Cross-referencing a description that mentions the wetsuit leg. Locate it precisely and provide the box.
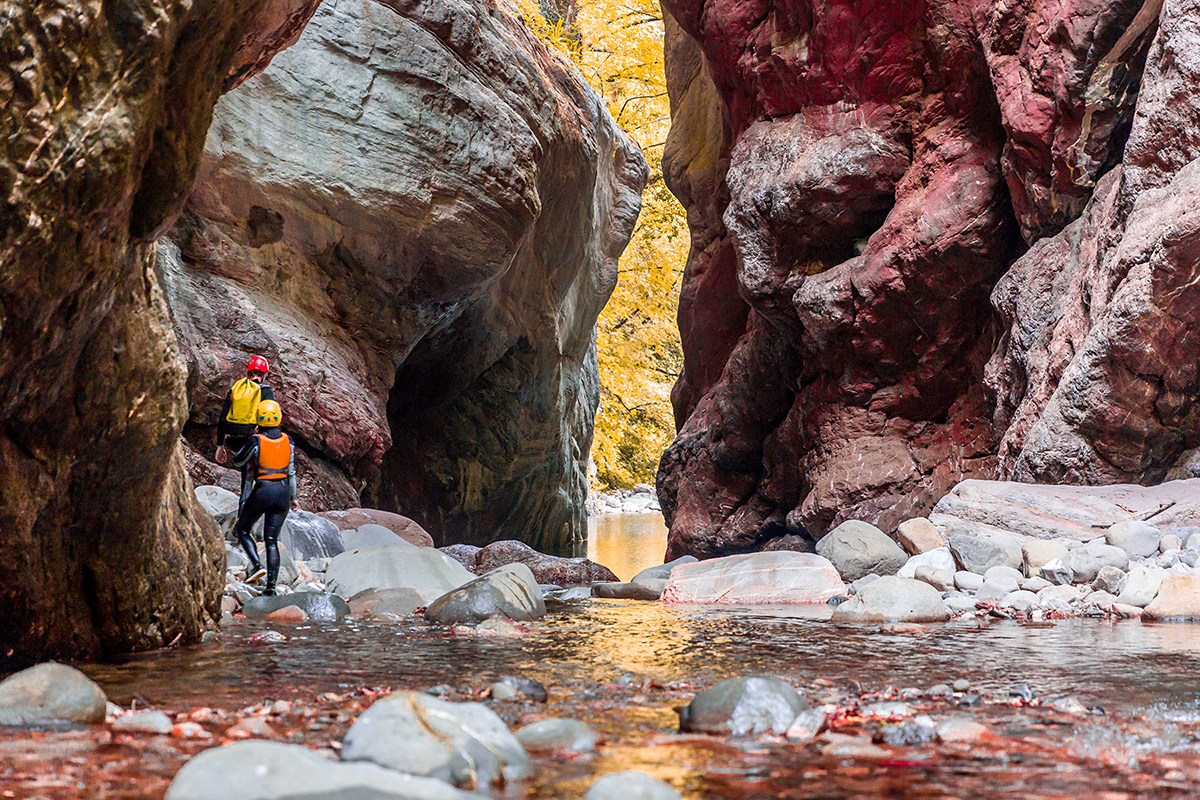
[257,481,291,595]
[234,485,268,571]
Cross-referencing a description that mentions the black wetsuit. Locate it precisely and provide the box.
[232,428,296,595]
[217,379,274,511]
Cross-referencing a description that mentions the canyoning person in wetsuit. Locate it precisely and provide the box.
[216,356,275,515]
[231,400,298,596]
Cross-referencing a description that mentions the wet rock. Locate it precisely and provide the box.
[831,577,950,623]
[818,733,890,757]
[1142,575,1200,621]
[266,606,307,622]
[341,691,531,787]
[875,715,936,746]
[1051,696,1088,715]
[631,556,699,590]
[954,571,983,592]
[937,718,988,743]
[976,577,1020,602]
[784,708,829,742]
[1092,565,1127,596]
[490,682,519,701]
[227,716,276,738]
[112,710,174,734]
[815,521,908,582]
[516,719,597,753]
[244,592,350,622]
[948,531,1023,575]
[474,541,618,585]
[493,676,547,703]
[440,545,482,572]
[1023,540,1071,574]
[548,586,593,602]
[592,583,662,600]
[913,567,954,592]
[263,511,345,561]
[348,588,425,618]
[678,677,808,736]
[999,591,1038,612]
[1039,558,1074,586]
[319,510,435,548]
[897,547,955,579]
[0,663,107,726]
[342,524,416,550]
[196,486,240,536]
[1066,541,1130,583]
[1116,566,1168,608]
[325,547,474,600]
[1105,521,1161,558]
[583,772,680,800]
[165,740,481,799]
[951,679,970,692]
[424,564,546,624]
[661,552,846,604]
[896,518,945,555]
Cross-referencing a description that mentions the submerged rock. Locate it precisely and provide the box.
[0,663,107,726]
[325,547,474,600]
[831,577,950,623]
[165,740,482,799]
[474,541,618,585]
[244,592,350,622]
[341,692,531,787]
[348,588,426,618]
[815,521,908,582]
[678,677,809,736]
[424,564,546,624]
[583,772,681,800]
[661,552,846,604]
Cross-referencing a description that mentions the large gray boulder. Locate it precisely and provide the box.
[948,530,1023,574]
[474,541,618,585]
[678,677,808,736]
[424,564,546,624]
[165,740,484,800]
[195,485,240,537]
[815,521,907,582]
[342,524,416,550]
[660,552,846,604]
[0,663,107,726]
[1104,521,1161,558]
[584,772,681,800]
[259,511,345,562]
[243,591,350,621]
[1116,565,1169,607]
[630,556,699,595]
[1065,540,1130,583]
[831,576,950,623]
[348,588,426,618]
[341,692,531,787]
[325,547,474,601]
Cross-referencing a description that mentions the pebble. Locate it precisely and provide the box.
[1009,684,1035,702]
[864,701,914,718]
[819,732,889,757]
[171,721,212,739]
[584,771,681,800]
[785,707,828,743]
[952,679,970,692]
[1051,696,1087,715]
[937,718,989,743]
[491,682,519,701]
[226,716,276,738]
[112,710,174,734]
[927,684,952,698]
[877,715,937,745]
[516,718,598,753]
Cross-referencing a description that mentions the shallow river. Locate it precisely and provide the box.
[9,514,1200,798]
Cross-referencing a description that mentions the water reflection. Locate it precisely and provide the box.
[587,512,668,581]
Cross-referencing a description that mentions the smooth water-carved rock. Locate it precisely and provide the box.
[831,577,950,624]
[661,552,845,604]
[815,521,908,582]
[320,509,433,548]
[325,547,474,601]
[424,565,546,624]
[168,0,646,553]
[473,541,618,585]
[678,677,808,736]
[0,663,108,726]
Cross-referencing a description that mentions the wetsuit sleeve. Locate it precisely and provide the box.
[287,436,297,502]
[216,390,233,445]
[260,384,275,402]
[233,436,259,476]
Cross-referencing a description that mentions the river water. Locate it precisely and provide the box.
[9,513,1200,797]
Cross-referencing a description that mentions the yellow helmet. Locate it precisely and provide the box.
[256,399,282,427]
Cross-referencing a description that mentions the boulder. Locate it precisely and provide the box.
[913,566,954,592]
[244,592,350,621]
[1104,521,1161,558]
[678,677,808,736]
[1039,557,1074,585]
[592,582,663,600]
[0,663,108,726]
[319,509,435,548]
[897,547,955,579]
[999,590,1038,612]
[349,588,426,618]
[631,556,699,588]
[261,511,345,561]
[948,531,1023,575]
[424,564,546,624]
[983,566,1023,582]
[1142,575,1200,621]
[660,552,846,604]
[1116,566,1168,608]
[195,486,240,536]
[325,547,474,600]
[515,719,598,753]
[474,541,617,585]
[830,577,950,623]
[341,692,531,787]
[164,740,482,800]
[342,524,416,550]
[1092,565,1127,596]
[1022,540,1070,574]
[896,518,945,555]
[440,544,482,572]
[977,577,1020,601]
[584,772,681,800]
[814,521,908,582]
[954,571,983,592]
[1065,540,1130,583]
[1160,534,1183,553]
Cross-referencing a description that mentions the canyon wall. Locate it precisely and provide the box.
[659,0,1199,558]
[166,0,646,550]
[0,0,320,663]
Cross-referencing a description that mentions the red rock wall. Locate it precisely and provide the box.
[658,0,1176,557]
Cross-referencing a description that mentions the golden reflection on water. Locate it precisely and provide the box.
[587,512,669,581]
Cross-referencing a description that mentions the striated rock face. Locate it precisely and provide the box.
[167,0,647,550]
[0,0,319,664]
[658,0,1188,558]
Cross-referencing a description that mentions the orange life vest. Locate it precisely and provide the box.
[256,433,291,481]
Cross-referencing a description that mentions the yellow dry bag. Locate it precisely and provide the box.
[225,378,262,425]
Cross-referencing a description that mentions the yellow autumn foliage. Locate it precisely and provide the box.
[516,0,687,489]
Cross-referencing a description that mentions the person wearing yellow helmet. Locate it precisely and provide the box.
[231,399,298,595]
[216,356,276,520]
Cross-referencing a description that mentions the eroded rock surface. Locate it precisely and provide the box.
[166,0,647,552]
[658,0,1198,558]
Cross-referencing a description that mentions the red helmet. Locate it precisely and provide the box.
[247,356,269,375]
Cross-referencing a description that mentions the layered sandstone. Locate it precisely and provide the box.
[659,0,1180,558]
[166,0,646,550]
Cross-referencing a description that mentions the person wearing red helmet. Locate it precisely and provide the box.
[216,357,277,579]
